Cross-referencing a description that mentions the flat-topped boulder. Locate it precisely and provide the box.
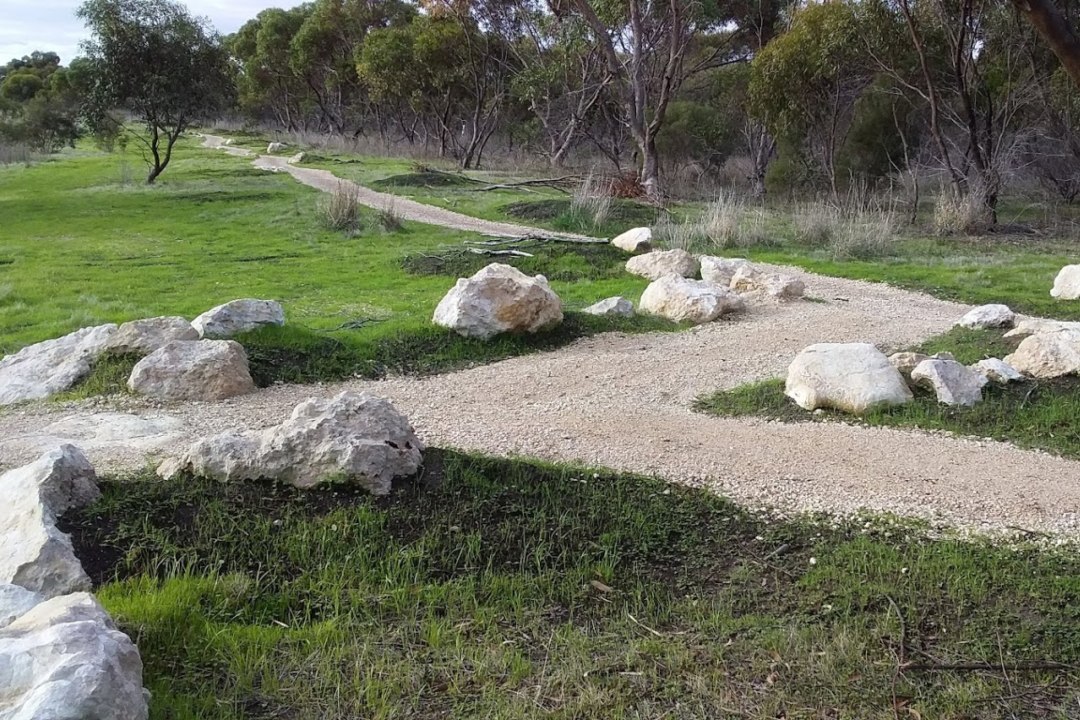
[128,340,256,401]
[0,325,117,406]
[786,343,913,414]
[0,445,99,598]
[192,299,285,338]
[729,264,805,300]
[611,227,652,253]
[1004,318,1080,339]
[582,296,634,317]
[0,592,148,720]
[955,304,1015,329]
[433,263,563,339]
[911,357,987,407]
[159,391,423,495]
[1004,329,1080,378]
[625,249,699,280]
[639,276,744,324]
[1051,265,1080,300]
[106,316,198,355]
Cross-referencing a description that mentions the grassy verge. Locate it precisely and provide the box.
[695,328,1080,459]
[0,137,672,393]
[62,449,1080,719]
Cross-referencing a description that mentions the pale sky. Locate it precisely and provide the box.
[2,0,287,67]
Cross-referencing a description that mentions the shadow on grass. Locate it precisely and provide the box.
[61,449,1080,719]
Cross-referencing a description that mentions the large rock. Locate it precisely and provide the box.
[159,391,423,495]
[192,299,285,339]
[0,325,118,406]
[0,592,148,720]
[1004,318,1080,339]
[911,358,987,407]
[611,227,652,253]
[582,296,634,317]
[267,142,287,153]
[729,265,805,300]
[433,263,563,340]
[955,304,1015,329]
[786,343,913,414]
[1050,265,1080,300]
[0,445,99,598]
[106,316,198,355]
[625,249,699,280]
[972,358,1024,384]
[127,340,256,401]
[699,256,750,286]
[638,276,744,324]
[1004,329,1080,378]
[0,585,42,630]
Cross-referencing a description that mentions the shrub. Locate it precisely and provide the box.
[317,181,363,234]
[829,207,900,260]
[932,186,992,236]
[793,202,840,247]
[569,173,613,231]
[377,198,404,232]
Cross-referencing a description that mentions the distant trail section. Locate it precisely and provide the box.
[200,134,598,240]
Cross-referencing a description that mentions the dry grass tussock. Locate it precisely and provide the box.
[569,173,613,230]
[932,185,994,236]
[656,191,770,251]
[0,140,34,166]
[793,200,901,260]
[317,181,363,235]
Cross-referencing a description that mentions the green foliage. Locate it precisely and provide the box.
[78,0,233,182]
[63,451,1080,718]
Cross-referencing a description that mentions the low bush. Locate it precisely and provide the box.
[316,181,363,234]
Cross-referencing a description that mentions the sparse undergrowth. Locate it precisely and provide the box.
[695,328,1080,459]
[62,449,1080,719]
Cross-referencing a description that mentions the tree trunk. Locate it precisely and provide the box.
[639,135,661,201]
[1014,0,1080,89]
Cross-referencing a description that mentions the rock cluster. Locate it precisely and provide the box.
[159,391,424,496]
[0,446,149,719]
[0,298,283,405]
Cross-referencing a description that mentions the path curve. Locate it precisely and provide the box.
[3,137,1079,538]
[201,134,597,240]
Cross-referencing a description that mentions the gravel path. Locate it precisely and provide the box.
[201,134,595,239]
[3,136,1078,537]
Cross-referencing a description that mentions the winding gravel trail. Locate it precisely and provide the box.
[2,135,1078,537]
[201,134,595,239]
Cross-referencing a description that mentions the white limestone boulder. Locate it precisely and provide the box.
[955,304,1015,329]
[0,445,99,598]
[639,277,744,324]
[611,227,652,253]
[289,152,306,164]
[582,297,634,317]
[699,256,750,287]
[0,585,42,630]
[1004,329,1080,378]
[972,358,1024,384]
[0,325,118,406]
[1051,265,1080,300]
[911,357,987,407]
[729,265,805,300]
[433,263,563,340]
[106,316,199,355]
[0,592,148,720]
[1004,318,1080,339]
[127,340,256,401]
[267,142,287,153]
[159,391,423,495]
[625,249,699,280]
[192,299,285,339]
[786,343,913,414]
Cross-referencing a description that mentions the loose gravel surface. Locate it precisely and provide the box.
[4,136,1078,538]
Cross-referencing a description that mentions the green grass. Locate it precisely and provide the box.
[695,328,1080,459]
[62,449,1080,719]
[0,137,668,386]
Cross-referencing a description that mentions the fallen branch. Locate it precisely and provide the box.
[902,660,1074,673]
[467,248,534,258]
[478,233,609,245]
[477,175,580,192]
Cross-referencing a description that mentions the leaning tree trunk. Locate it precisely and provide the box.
[639,135,661,202]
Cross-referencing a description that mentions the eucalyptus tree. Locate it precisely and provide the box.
[78,0,232,182]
